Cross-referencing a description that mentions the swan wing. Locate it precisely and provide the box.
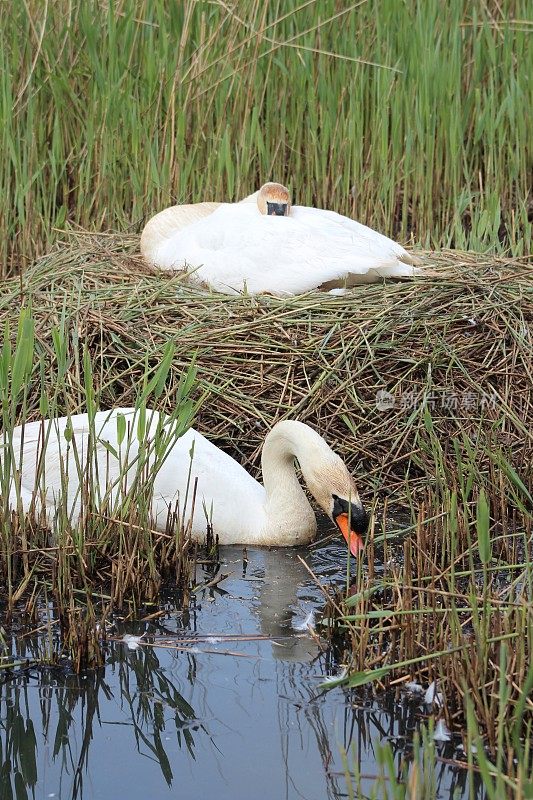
[151,424,266,541]
[9,411,119,509]
[290,205,422,284]
[141,192,260,267]
[292,206,419,262]
[9,408,151,513]
[154,203,420,294]
[9,409,265,542]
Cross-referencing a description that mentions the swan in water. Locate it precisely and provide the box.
[8,409,367,554]
[140,182,421,295]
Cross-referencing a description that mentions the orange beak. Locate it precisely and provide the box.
[335,512,365,557]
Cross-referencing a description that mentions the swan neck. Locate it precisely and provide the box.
[260,422,319,545]
[261,430,301,501]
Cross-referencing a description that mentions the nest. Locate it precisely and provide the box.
[2,232,531,503]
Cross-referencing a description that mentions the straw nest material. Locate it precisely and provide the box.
[2,233,531,503]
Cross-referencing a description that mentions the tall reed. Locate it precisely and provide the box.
[0,307,199,665]
[1,0,531,274]
[329,427,532,797]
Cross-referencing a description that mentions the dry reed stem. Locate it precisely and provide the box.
[1,234,530,503]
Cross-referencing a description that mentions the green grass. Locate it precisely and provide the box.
[0,2,532,794]
[0,305,199,666]
[330,479,532,798]
[1,0,531,274]
[325,413,532,797]
[341,712,533,799]
[0,240,531,795]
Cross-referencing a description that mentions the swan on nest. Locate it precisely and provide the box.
[140,182,422,295]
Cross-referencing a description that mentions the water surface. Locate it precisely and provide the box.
[1,540,482,800]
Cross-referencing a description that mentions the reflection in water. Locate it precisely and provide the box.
[0,649,204,799]
[253,547,321,662]
[1,541,485,800]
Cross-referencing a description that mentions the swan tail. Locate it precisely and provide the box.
[368,259,422,279]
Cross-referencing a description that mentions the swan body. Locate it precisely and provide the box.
[7,409,367,553]
[140,191,258,267]
[141,183,421,295]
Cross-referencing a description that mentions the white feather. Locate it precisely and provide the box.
[320,667,348,685]
[122,634,144,650]
[148,201,420,295]
[425,680,444,707]
[404,681,424,694]
[293,610,316,632]
[433,719,452,742]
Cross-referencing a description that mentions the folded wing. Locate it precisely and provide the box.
[151,202,420,295]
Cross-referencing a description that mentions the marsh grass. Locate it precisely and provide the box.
[339,719,519,800]
[0,305,199,667]
[0,237,531,788]
[1,0,531,274]
[328,478,532,797]
[325,416,532,795]
[341,725,448,800]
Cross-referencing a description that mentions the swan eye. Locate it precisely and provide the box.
[332,495,349,518]
[266,201,288,217]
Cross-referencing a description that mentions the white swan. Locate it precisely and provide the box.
[7,409,367,555]
[141,182,421,295]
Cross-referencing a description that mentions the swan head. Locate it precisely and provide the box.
[303,457,368,557]
[262,420,368,555]
[257,182,291,217]
[331,493,368,557]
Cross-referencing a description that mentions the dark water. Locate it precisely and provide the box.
[1,540,480,800]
